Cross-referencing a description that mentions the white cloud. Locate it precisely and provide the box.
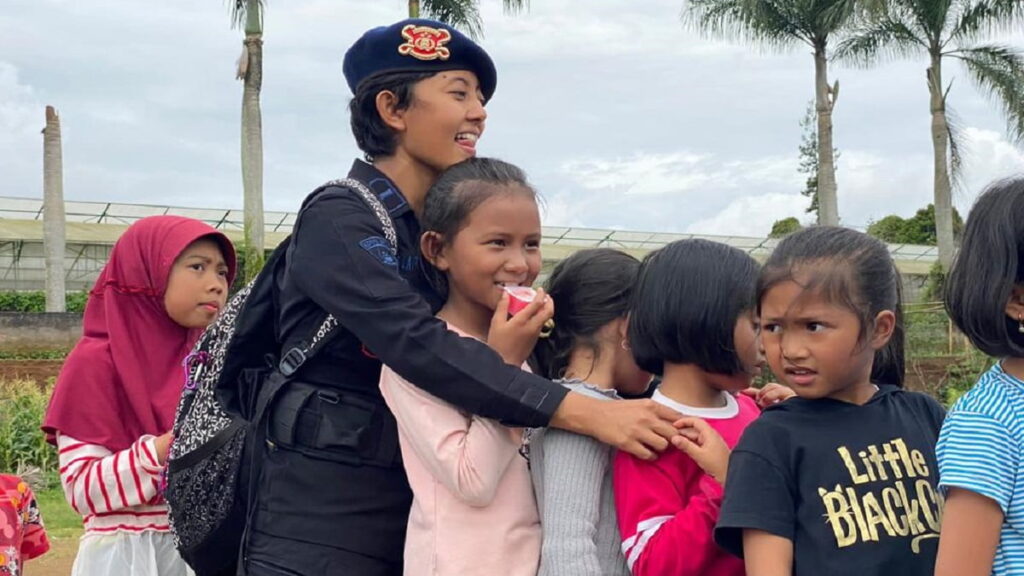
[1,0,1018,243]
[561,151,712,195]
[0,62,43,197]
[961,127,1024,195]
[686,193,810,236]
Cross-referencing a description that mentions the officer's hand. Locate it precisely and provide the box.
[550,393,681,460]
[488,288,554,365]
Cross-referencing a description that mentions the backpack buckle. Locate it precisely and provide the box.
[279,347,307,376]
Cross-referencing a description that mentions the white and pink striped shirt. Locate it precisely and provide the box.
[57,433,170,534]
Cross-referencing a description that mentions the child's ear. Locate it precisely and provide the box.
[419,232,449,271]
[869,310,897,350]
[1004,284,1024,322]
[616,316,629,343]
[375,90,406,132]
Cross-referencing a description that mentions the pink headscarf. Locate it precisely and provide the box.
[43,216,237,452]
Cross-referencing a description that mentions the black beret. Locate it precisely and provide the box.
[343,18,497,102]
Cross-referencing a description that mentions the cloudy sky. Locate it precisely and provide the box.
[2,0,1022,237]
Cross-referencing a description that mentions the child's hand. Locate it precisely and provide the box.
[155,431,174,465]
[487,288,555,365]
[671,417,731,485]
[740,382,795,409]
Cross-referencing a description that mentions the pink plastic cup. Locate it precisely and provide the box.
[503,286,536,316]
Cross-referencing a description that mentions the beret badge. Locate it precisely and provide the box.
[398,24,452,61]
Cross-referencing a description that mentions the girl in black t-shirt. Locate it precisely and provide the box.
[713,226,945,576]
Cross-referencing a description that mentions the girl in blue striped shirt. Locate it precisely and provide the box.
[936,177,1024,576]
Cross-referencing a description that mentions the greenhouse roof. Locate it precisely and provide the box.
[0,195,938,274]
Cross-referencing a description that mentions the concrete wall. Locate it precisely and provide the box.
[0,312,81,353]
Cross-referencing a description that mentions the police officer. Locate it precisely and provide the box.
[244,19,682,575]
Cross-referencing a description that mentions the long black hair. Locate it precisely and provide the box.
[531,249,641,380]
[757,226,906,387]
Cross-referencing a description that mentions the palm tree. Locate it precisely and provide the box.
[685,0,860,226]
[42,105,66,312]
[410,0,528,39]
[837,0,1024,270]
[231,0,265,281]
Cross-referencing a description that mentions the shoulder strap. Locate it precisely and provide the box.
[278,178,398,377]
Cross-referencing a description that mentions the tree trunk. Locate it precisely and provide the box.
[928,54,955,270]
[240,2,265,282]
[42,106,66,312]
[814,45,839,226]
[410,0,420,17]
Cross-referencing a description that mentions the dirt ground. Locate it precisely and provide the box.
[905,356,953,398]
[0,360,64,384]
[29,536,77,576]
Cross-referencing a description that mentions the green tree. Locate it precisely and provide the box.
[797,99,841,217]
[837,0,1024,270]
[231,0,265,282]
[409,0,528,38]
[770,217,803,238]
[867,204,964,244]
[685,0,859,226]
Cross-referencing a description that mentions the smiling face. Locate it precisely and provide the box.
[163,238,230,329]
[759,276,893,404]
[391,70,486,175]
[429,188,542,330]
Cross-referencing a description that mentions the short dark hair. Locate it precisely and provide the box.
[628,239,760,376]
[348,70,436,161]
[420,157,537,299]
[757,226,906,387]
[532,249,641,380]
[945,177,1024,357]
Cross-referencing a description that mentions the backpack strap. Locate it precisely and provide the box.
[277,178,398,377]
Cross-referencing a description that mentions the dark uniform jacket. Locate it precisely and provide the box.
[245,160,566,574]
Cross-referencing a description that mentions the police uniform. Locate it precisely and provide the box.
[243,20,567,576]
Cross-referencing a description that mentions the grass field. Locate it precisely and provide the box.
[29,486,81,575]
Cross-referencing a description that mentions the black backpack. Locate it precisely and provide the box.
[164,179,398,576]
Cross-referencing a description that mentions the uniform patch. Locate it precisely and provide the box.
[359,236,398,268]
[398,25,452,61]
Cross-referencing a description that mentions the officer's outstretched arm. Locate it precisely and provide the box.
[550,394,680,461]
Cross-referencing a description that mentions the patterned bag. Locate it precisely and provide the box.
[164,179,397,575]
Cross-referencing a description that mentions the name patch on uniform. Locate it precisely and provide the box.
[359,236,398,268]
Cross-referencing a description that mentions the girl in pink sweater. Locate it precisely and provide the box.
[613,239,791,576]
[379,157,551,576]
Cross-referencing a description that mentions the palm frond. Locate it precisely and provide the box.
[501,0,529,15]
[683,0,812,48]
[229,0,264,32]
[951,0,1024,41]
[422,0,484,39]
[835,17,926,65]
[815,0,860,36]
[954,44,1024,142]
[908,0,950,44]
[945,102,967,193]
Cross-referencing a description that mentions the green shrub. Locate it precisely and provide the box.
[939,350,994,407]
[905,305,951,358]
[921,262,946,303]
[0,291,88,313]
[0,350,68,360]
[0,379,57,488]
